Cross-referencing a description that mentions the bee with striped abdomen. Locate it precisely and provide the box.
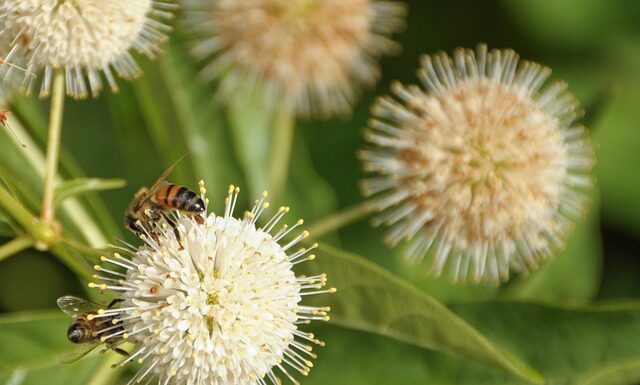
[124,161,205,241]
[56,295,128,363]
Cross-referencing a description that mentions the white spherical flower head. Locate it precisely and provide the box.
[0,0,176,99]
[92,185,332,385]
[359,45,595,284]
[183,0,407,117]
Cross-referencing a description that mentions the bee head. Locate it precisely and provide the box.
[124,213,145,235]
[67,323,85,344]
[193,197,206,213]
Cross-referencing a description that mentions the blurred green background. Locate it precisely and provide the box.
[2,0,640,384]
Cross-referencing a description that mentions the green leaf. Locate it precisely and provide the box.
[0,311,120,385]
[432,302,640,385]
[302,244,544,384]
[54,178,126,207]
[305,302,640,385]
[226,89,273,199]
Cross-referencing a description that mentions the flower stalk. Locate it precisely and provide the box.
[40,70,65,222]
[306,199,380,239]
[0,236,33,262]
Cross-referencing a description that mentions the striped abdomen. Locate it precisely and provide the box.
[152,182,205,213]
[67,316,97,344]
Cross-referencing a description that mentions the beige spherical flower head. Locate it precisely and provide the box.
[359,45,595,284]
[91,184,333,385]
[183,0,407,117]
[0,0,176,99]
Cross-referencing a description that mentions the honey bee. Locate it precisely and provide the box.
[124,160,205,241]
[56,295,128,364]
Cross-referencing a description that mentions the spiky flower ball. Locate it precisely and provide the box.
[359,45,594,284]
[0,0,175,98]
[183,0,407,117]
[91,184,332,385]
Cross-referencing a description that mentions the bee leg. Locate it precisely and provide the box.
[194,214,204,225]
[161,212,183,249]
[107,298,124,309]
[113,347,129,357]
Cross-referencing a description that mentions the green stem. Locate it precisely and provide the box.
[0,236,33,261]
[0,184,36,230]
[305,199,379,239]
[51,244,94,282]
[40,70,65,222]
[61,238,109,257]
[0,184,58,248]
[8,99,109,247]
[267,105,295,205]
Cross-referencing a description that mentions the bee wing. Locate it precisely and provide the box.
[58,342,100,364]
[147,153,189,195]
[56,296,99,318]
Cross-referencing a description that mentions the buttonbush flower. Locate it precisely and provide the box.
[359,45,594,284]
[91,184,333,385]
[183,0,407,117]
[0,0,175,98]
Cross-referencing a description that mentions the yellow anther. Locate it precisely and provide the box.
[98,309,105,315]
[297,219,304,225]
[123,333,129,339]
[329,287,337,293]
[228,185,235,193]
[302,230,310,238]
[112,319,120,324]
[87,314,95,320]
[308,255,316,261]
[263,202,270,209]
[88,282,96,288]
[93,265,101,271]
